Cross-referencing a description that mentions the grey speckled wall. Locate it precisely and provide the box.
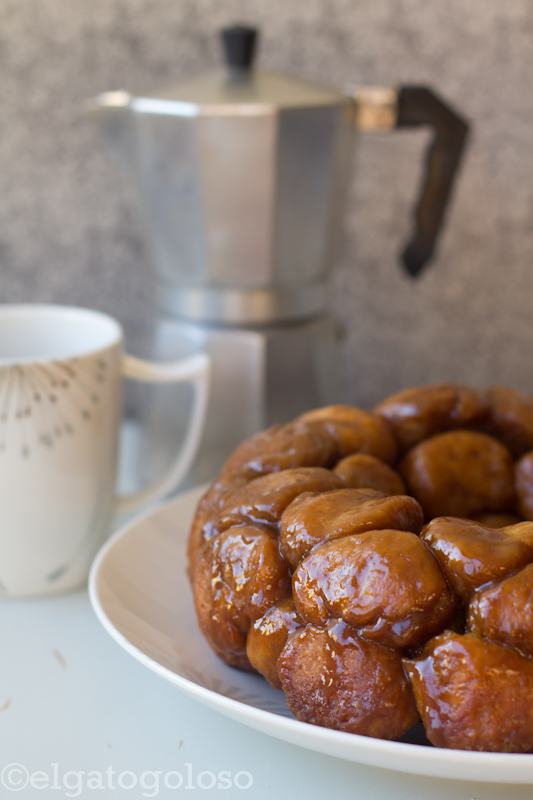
[1,0,533,409]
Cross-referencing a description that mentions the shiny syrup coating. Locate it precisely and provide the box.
[193,525,291,671]
[292,529,455,648]
[483,386,533,458]
[503,520,533,549]
[400,430,516,519]
[220,420,338,483]
[246,598,302,689]
[468,511,521,528]
[187,473,251,579]
[278,620,419,738]
[333,453,406,495]
[515,451,533,521]
[468,563,533,657]
[188,388,533,751]
[280,487,423,569]
[421,517,533,601]
[373,383,489,452]
[403,631,533,752]
[203,467,345,540]
[297,405,398,463]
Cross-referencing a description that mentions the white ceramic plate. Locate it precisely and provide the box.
[89,486,533,784]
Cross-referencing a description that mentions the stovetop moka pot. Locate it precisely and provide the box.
[89,25,469,483]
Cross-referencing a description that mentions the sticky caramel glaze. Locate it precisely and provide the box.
[278,620,419,738]
[516,451,533,520]
[187,474,251,580]
[193,525,291,671]
[279,488,424,569]
[504,520,533,549]
[421,517,533,602]
[403,631,533,752]
[333,453,406,495]
[203,467,345,541]
[468,511,521,528]
[246,598,303,689]
[468,563,533,657]
[483,386,533,458]
[400,430,516,519]
[297,405,398,464]
[219,420,338,484]
[293,529,455,648]
[373,383,489,453]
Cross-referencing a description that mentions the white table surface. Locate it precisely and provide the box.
[1,427,533,799]
[0,583,532,799]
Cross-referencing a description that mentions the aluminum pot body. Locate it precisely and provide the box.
[94,71,355,325]
[142,315,342,486]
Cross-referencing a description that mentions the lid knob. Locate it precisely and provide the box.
[220,25,258,71]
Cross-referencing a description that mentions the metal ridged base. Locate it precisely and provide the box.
[157,283,328,325]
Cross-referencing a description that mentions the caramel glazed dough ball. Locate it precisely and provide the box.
[406,516,533,751]
[187,384,533,749]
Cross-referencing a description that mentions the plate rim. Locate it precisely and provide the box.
[88,487,533,784]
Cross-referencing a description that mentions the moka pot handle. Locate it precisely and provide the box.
[354,85,469,277]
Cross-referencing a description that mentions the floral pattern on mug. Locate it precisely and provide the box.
[0,357,109,458]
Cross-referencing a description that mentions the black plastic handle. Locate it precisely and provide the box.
[221,25,258,72]
[396,86,469,277]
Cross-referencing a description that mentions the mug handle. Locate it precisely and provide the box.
[114,352,210,516]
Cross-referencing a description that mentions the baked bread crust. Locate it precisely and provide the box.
[188,383,533,751]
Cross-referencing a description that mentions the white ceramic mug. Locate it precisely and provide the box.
[0,304,210,597]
